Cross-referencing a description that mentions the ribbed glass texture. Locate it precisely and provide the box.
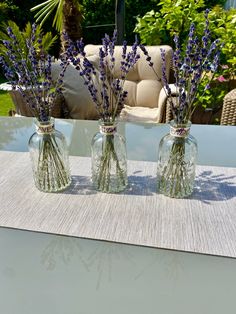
[91,120,128,193]
[157,120,198,198]
[28,118,71,192]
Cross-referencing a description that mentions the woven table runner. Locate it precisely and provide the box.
[0,151,236,258]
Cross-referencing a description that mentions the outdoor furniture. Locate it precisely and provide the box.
[85,44,174,123]
[221,88,236,126]
[0,82,68,118]
[0,116,236,313]
[1,45,174,122]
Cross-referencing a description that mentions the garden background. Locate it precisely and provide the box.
[0,0,235,122]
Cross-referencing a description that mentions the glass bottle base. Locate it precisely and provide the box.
[34,175,72,193]
[29,118,71,193]
[92,172,128,193]
[157,176,194,198]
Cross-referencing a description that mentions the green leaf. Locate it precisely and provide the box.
[31,0,63,32]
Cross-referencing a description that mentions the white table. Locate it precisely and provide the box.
[0,116,236,314]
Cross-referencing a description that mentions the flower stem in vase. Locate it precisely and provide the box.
[157,121,198,198]
[91,122,127,193]
[29,119,71,193]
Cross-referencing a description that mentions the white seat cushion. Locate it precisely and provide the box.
[120,105,161,123]
[85,45,173,109]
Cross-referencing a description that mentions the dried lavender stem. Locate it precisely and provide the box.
[94,135,126,193]
[35,135,70,192]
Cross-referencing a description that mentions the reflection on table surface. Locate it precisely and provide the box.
[0,117,236,313]
[0,116,235,166]
[0,227,236,314]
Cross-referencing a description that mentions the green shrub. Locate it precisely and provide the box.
[135,0,209,45]
[196,7,236,114]
[134,0,235,121]
[81,0,227,44]
[135,1,235,71]
[0,21,58,64]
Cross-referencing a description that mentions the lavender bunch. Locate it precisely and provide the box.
[0,24,72,193]
[64,30,140,122]
[63,31,140,193]
[140,9,222,125]
[0,24,68,122]
[140,10,222,198]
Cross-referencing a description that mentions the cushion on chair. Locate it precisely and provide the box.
[120,84,179,123]
[8,46,174,122]
[120,105,161,123]
[51,59,99,120]
[51,46,173,121]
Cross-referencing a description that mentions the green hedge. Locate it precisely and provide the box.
[0,0,228,44]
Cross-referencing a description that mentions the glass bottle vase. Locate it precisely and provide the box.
[91,120,128,193]
[157,120,198,198]
[28,118,71,192]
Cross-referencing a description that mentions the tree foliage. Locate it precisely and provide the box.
[0,0,45,29]
[0,0,229,44]
[134,0,235,118]
[30,0,83,50]
[0,21,58,61]
[134,0,227,45]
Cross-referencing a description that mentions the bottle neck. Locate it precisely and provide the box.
[169,120,191,138]
[35,119,54,135]
[99,124,117,135]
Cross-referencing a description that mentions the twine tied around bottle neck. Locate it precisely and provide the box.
[36,122,54,134]
[170,125,190,138]
[99,124,117,135]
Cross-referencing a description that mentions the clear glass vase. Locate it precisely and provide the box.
[28,118,71,192]
[91,120,128,193]
[157,120,198,198]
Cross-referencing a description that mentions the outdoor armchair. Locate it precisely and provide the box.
[85,44,174,123]
[221,88,236,126]
[5,45,175,123]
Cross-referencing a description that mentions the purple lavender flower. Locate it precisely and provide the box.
[139,44,162,82]
[1,25,68,122]
[140,8,222,124]
[64,29,140,122]
[160,48,172,97]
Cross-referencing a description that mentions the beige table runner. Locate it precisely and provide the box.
[0,151,236,258]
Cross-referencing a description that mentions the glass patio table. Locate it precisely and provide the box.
[0,116,236,314]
